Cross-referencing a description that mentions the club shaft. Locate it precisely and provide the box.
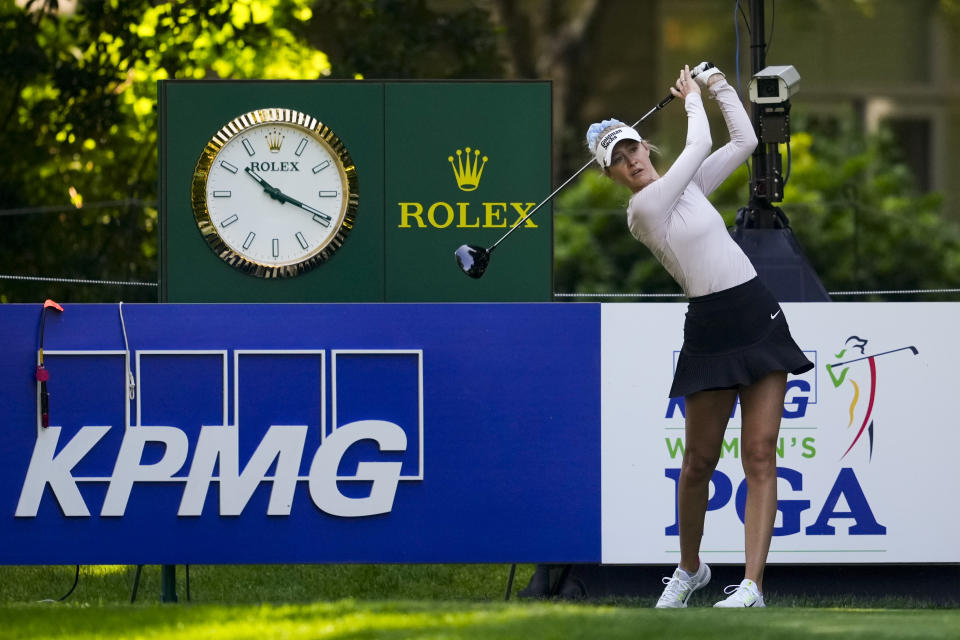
[829,346,919,368]
[487,93,676,253]
[487,157,591,252]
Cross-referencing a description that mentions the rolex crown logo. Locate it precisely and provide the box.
[448,147,488,192]
[266,129,285,153]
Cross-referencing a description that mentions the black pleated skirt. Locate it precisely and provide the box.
[669,276,814,398]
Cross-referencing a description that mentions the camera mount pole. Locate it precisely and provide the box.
[731,0,829,301]
[743,0,787,228]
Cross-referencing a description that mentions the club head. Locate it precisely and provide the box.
[454,244,490,279]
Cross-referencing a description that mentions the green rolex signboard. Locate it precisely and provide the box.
[159,81,551,302]
[384,83,551,301]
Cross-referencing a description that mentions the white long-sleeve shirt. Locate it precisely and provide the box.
[626,79,758,298]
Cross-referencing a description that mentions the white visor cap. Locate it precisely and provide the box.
[595,126,643,168]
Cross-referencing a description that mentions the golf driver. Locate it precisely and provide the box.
[455,64,713,278]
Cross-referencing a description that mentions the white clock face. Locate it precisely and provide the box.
[192,109,358,278]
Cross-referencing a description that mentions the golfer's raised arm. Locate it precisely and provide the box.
[695,75,759,196]
[627,89,712,235]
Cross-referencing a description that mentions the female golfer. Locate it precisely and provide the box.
[586,63,812,608]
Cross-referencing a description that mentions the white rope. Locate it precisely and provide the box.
[0,274,158,287]
[0,199,157,217]
[554,292,685,298]
[4,275,959,298]
[118,302,136,400]
[555,288,960,299]
[827,288,960,296]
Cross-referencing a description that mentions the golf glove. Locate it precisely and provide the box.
[692,61,724,88]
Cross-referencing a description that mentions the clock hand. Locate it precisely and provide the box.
[244,167,332,225]
[275,193,332,226]
[244,167,286,203]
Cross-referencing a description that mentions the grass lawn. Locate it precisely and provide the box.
[0,564,529,604]
[0,565,956,639]
[1,601,958,640]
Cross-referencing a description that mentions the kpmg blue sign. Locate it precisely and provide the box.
[0,304,601,565]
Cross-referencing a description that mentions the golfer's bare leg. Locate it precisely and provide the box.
[678,388,739,573]
[738,370,787,592]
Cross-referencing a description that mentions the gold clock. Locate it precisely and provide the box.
[191,108,358,278]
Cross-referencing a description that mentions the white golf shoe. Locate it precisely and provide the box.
[655,561,711,608]
[713,579,765,608]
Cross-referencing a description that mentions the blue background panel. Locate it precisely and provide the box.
[236,352,325,477]
[0,303,600,565]
[335,352,420,478]
[138,353,226,434]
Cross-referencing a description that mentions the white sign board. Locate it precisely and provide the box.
[602,303,960,564]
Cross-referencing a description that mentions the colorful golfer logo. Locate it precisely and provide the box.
[826,336,918,461]
[448,147,487,191]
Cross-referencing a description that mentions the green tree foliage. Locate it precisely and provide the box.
[782,127,959,299]
[4,1,956,304]
[554,122,960,300]
[554,169,678,298]
[0,0,330,302]
[306,0,503,79]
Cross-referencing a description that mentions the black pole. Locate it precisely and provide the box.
[731,1,829,301]
[130,565,143,603]
[750,0,766,195]
[504,564,517,601]
[161,564,178,602]
[748,0,774,222]
[750,0,766,85]
[745,0,787,223]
